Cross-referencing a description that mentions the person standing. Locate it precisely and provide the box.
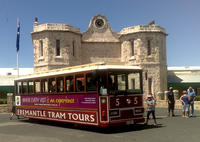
[145,93,157,126]
[166,87,175,117]
[10,100,16,120]
[180,90,190,118]
[187,86,196,117]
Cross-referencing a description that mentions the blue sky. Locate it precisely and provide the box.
[0,0,200,68]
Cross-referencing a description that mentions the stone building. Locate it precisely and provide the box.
[31,14,168,97]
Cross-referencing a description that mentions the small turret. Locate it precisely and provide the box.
[34,17,38,29]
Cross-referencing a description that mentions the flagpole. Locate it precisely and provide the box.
[17,50,19,77]
[16,18,20,78]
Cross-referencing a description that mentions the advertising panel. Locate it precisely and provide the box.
[19,94,98,109]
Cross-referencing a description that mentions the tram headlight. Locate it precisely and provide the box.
[126,98,131,104]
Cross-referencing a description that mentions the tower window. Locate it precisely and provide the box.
[39,40,43,57]
[56,40,60,56]
[72,40,75,56]
[147,40,151,56]
[148,78,152,93]
[131,40,135,56]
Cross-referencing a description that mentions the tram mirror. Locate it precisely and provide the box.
[100,88,107,95]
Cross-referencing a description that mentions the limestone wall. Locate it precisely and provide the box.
[120,31,167,96]
[81,42,121,64]
[0,105,8,113]
[156,100,200,110]
[33,31,82,72]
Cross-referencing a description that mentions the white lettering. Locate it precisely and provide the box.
[85,114,90,122]
[60,112,66,119]
[48,111,51,118]
[79,114,84,121]
[52,112,55,118]
[90,115,95,122]
[68,113,72,120]
[72,113,78,120]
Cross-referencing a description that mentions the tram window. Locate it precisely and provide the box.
[76,74,84,92]
[22,82,27,94]
[108,74,116,90]
[41,79,48,93]
[98,73,107,89]
[86,73,97,91]
[16,82,22,94]
[128,72,140,93]
[65,76,74,92]
[35,80,41,93]
[49,78,56,93]
[28,81,34,94]
[117,74,126,91]
[57,77,64,92]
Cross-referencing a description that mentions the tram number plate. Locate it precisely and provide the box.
[126,120,134,125]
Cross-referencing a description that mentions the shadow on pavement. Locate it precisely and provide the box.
[20,119,164,134]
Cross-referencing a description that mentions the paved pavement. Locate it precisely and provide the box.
[0,108,200,142]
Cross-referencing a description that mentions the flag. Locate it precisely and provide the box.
[16,18,20,52]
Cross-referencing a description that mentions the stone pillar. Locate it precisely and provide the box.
[173,90,179,100]
[7,93,13,112]
[157,92,164,100]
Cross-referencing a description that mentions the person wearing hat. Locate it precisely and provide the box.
[166,87,175,117]
[145,93,157,126]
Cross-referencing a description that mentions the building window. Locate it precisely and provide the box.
[72,40,75,56]
[147,40,151,56]
[148,78,152,93]
[145,72,148,80]
[39,40,43,57]
[131,40,135,56]
[56,40,60,56]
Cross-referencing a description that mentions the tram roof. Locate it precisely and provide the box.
[15,62,141,81]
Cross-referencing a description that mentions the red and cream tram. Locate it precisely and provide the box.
[14,62,145,127]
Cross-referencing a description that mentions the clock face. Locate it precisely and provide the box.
[95,19,104,28]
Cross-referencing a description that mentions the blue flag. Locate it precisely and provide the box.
[16,19,20,52]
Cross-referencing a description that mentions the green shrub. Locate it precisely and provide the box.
[0,91,8,99]
[195,96,200,101]
[0,99,7,104]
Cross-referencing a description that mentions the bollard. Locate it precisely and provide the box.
[164,91,169,100]
[157,92,164,100]
[7,93,13,112]
[173,90,179,100]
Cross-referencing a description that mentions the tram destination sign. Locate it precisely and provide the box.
[16,108,98,125]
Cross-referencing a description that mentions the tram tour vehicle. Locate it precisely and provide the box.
[14,62,145,127]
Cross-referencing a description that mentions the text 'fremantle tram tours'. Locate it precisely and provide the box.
[14,62,145,127]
